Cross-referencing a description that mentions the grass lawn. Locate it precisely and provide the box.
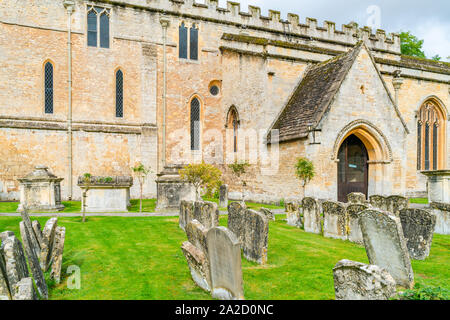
[0,214,447,300]
[203,197,284,211]
[410,198,429,204]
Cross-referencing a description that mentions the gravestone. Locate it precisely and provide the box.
[302,197,322,234]
[333,260,397,300]
[40,217,58,271]
[286,200,302,228]
[241,209,269,265]
[0,231,14,242]
[12,277,37,300]
[399,209,436,260]
[259,208,275,221]
[20,209,41,257]
[192,201,219,230]
[430,202,450,235]
[285,199,299,213]
[0,250,11,299]
[219,184,228,208]
[185,220,209,258]
[323,201,347,240]
[181,241,211,292]
[20,221,48,299]
[227,202,246,243]
[347,192,366,204]
[179,200,194,231]
[369,195,388,211]
[32,220,44,247]
[359,209,414,289]
[50,226,66,284]
[0,234,29,289]
[346,204,368,244]
[207,227,244,300]
[386,196,408,216]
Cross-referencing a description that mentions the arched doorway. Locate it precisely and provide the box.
[337,134,369,202]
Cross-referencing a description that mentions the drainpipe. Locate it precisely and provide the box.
[392,70,406,194]
[64,0,75,200]
[160,17,170,170]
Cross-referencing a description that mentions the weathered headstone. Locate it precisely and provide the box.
[399,209,436,260]
[0,251,11,300]
[333,260,397,300]
[0,234,29,289]
[323,201,347,240]
[32,220,44,248]
[193,201,219,230]
[285,199,299,213]
[346,204,368,244]
[207,227,244,300]
[219,184,228,208]
[20,209,41,257]
[241,209,269,265]
[259,208,275,221]
[185,220,209,258]
[369,195,388,211]
[386,195,408,216]
[302,197,322,234]
[50,226,66,284]
[347,192,366,204]
[286,200,302,228]
[19,221,48,299]
[359,209,414,289]
[179,200,194,231]
[12,277,37,300]
[227,202,246,243]
[430,202,450,235]
[0,231,14,242]
[40,217,58,271]
[181,241,211,292]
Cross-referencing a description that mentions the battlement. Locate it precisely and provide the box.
[100,0,401,54]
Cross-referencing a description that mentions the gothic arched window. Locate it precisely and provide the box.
[44,62,54,114]
[417,100,446,171]
[226,107,240,153]
[190,24,198,61]
[179,22,188,59]
[87,6,110,48]
[115,69,123,118]
[190,98,201,150]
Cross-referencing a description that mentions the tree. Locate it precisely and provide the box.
[294,158,315,199]
[228,161,250,203]
[179,163,222,201]
[399,31,426,58]
[131,162,151,213]
[81,173,91,223]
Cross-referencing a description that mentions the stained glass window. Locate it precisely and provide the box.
[179,23,188,59]
[116,70,123,118]
[190,98,200,150]
[190,25,198,60]
[44,62,53,114]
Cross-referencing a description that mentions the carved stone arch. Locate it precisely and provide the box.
[225,105,240,128]
[332,120,393,163]
[416,95,448,120]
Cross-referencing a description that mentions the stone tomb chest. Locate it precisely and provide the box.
[18,166,64,212]
[78,176,132,213]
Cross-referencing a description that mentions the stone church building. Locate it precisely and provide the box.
[0,0,448,203]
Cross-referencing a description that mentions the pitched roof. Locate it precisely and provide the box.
[268,42,364,143]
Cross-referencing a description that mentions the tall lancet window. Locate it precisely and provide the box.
[44,62,54,114]
[226,107,240,153]
[190,98,201,151]
[115,69,123,118]
[417,100,446,171]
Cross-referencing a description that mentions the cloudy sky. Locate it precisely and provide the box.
[213,0,450,61]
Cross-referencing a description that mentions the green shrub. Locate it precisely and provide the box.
[393,284,450,300]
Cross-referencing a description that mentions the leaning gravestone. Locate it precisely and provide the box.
[32,220,44,247]
[323,201,347,240]
[207,227,244,300]
[1,234,29,289]
[259,208,275,221]
[399,209,436,260]
[346,204,368,244]
[12,277,37,300]
[40,217,58,271]
[347,192,366,204]
[241,209,269,265]
[0,250,11,299]
[193,201,219,230]
[302,197,322,234]
[20,221,48,299]
[219,184,228,208]
[179,200,194,231]
[20,209,41,257]
[386,196,408,216]
[333,260,397,300]
[185,220,209,258]
[181,241,211,292]
[369,195,388,211]
[50,226,66,284]
[227,202,246,243]
[359,209,414,289]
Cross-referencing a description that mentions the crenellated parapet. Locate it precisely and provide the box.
[96,0,401,53]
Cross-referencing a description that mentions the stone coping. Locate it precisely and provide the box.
[77,176,133,187]
[421,170,450,177]
[430,202,450,212]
